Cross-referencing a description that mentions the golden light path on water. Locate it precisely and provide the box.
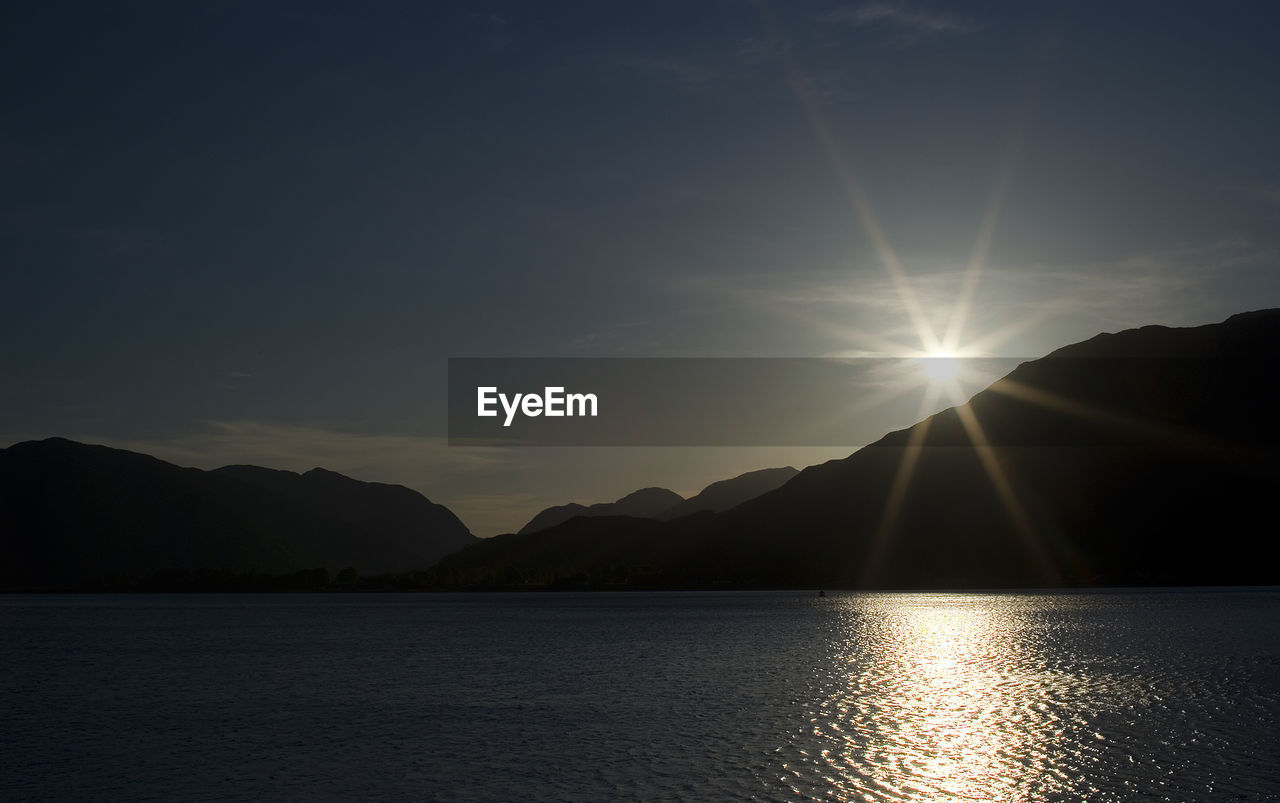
[781,594,1126,802]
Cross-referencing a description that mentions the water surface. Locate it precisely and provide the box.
[3,590,1278,800]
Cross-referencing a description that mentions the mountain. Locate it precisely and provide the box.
[433,310,1280,589]
[517,487,684,534]
[657,467,799,520]
[209,464,476,574]
[0,438,476,589]
[517,467,799,535]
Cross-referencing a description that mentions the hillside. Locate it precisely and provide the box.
[433,310,1280,589]
[0,439,476,589]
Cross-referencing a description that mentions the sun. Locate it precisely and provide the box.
[919,350,960,383]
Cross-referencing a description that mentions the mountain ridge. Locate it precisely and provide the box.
[7,310,1280,590]
[516,466,800,534]
[517,487,684,535]
[434,309,1280,589]
[0,439,477,589]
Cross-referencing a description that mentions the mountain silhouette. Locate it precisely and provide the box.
[517,487,684,535]
[433,310,1280,589]
[0,439,476,589]
[209,464,476,573]
[657,466,799,520]
[518,467,800,535]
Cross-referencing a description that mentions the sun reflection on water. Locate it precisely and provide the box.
[806,595,1081,801]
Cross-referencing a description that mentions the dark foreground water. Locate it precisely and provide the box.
[3,590,1279,801]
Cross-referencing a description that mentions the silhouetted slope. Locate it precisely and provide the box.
[517,468,799,534]
[517,487,683,534]
[0,439,476,589]
[657,467,799,520]
[434,310,1280,589]
[211,465,475,573]
[0,438,298,588]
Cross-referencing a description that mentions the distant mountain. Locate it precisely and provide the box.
[518,487,683,535]
[209,464,476,573]
[516,467,799,535]
[657,466,798,520]
[0,439,476,589]
[434,310,1280,589]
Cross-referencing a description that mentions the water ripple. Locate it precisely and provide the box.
[3,591,1278,800]
[759,592,1280,801]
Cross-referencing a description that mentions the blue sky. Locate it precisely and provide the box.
[4,1,1279,534]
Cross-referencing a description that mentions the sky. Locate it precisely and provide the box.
[3,1,1279,535]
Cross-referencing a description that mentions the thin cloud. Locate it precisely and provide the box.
[820,2,982,37]
[607,32,796,93]
[67,226,169,259]
[667,237,1274,358]
[735,35,791,65]
[610,52,725,87]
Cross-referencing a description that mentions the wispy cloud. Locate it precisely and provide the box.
[735,35,791,66]
[666,237,1274,358]
[611,52,723,87]
[1226,181,1280,211]
[67,226,169,259]
[820,2,983,39]
[606,32,795,94]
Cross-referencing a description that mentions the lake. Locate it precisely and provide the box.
[3,590,1278,800]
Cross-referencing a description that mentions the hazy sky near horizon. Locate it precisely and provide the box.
[4,1,1280,534]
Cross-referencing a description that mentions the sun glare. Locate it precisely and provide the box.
[920,351,960,383]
